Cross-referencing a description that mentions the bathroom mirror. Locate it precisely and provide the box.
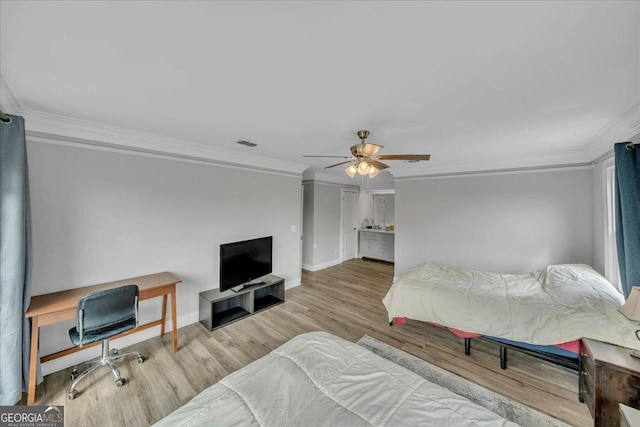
[360,191,394,229]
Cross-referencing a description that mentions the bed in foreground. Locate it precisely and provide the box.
[154,331,517,426]
[382,263,640,367]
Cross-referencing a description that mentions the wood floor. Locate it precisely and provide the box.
[26,259,592,426]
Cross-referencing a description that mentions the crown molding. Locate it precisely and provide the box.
[5,76,638,180]
[0,73,21,114]
[582,100,640,160]
[391,148,591,178]
[302,179,360,190]
[395,163,593,182]
[19,108,308,175]
[27,132,306,179]
[302,170,360,186]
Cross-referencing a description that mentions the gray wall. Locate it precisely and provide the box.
[360,170,395,191]
[28,140,302,373]
[301,181,359,270]
[394,168,594,277]
[302,183,315,266]
[306,182,340,269]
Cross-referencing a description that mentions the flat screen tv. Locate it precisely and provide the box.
[220,236,272,292]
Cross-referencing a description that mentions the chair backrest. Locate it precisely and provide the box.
[77,284,139,335]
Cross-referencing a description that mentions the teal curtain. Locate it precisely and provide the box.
[615,142,640,298]
[0,114,41,404]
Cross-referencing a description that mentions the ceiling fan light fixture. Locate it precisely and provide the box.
[357,161,370,175]
[307,130,430,178]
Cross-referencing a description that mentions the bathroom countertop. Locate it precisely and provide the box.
[359,229,394,234]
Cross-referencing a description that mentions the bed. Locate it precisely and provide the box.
[382,263,640,368]
[154,331,517,426]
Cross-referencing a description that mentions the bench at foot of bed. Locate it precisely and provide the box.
[485,337,579,371]
[390,317,579,371]
[389,317,579,371]
[464,336,579,371]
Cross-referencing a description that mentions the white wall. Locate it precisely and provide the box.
[28,139,302,374]
[394,168,594,277]
[591,160,608,275]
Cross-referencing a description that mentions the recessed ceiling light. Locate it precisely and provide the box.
[236,140,257,147]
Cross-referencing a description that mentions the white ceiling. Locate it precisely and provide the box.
[1,1,639,179]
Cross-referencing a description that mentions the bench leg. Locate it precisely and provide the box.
[500,346,508,369]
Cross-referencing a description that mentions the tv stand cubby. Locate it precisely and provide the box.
[199,274,285,331]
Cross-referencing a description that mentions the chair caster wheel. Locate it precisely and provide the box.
[137,356,146,364]
[70,369,79,380]
[68,389,79,400]
[110,348,119,355]
[115,378,126,387]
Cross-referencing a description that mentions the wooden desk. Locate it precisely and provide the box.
[25,272,182,405]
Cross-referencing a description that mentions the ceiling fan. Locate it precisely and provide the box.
[304,130,431,178]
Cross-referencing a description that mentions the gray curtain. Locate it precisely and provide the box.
[0,114,41,405]
[615,142,640,298]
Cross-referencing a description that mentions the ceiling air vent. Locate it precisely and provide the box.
[236,140,257,147]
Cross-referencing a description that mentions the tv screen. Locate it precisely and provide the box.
[220,236,272,292]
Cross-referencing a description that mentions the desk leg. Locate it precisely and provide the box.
[27,317,39,405]
[160,295,168,337]
[171,285,178,352]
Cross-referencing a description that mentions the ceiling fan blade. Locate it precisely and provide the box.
[350,143,383,157]
[376,154,431,161]
[369,159,390,170]
[303,155,350,158]
[324,160,354,169]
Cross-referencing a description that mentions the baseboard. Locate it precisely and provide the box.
[285,277,301,289]
[301,258,341,272]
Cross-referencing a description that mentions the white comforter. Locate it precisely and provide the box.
[383,263,640,349]
[154,332,516,426]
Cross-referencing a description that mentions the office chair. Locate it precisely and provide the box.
[67,284,146,400]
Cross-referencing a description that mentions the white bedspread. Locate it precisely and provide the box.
[154,332,516,426]
[383,263,640,349]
